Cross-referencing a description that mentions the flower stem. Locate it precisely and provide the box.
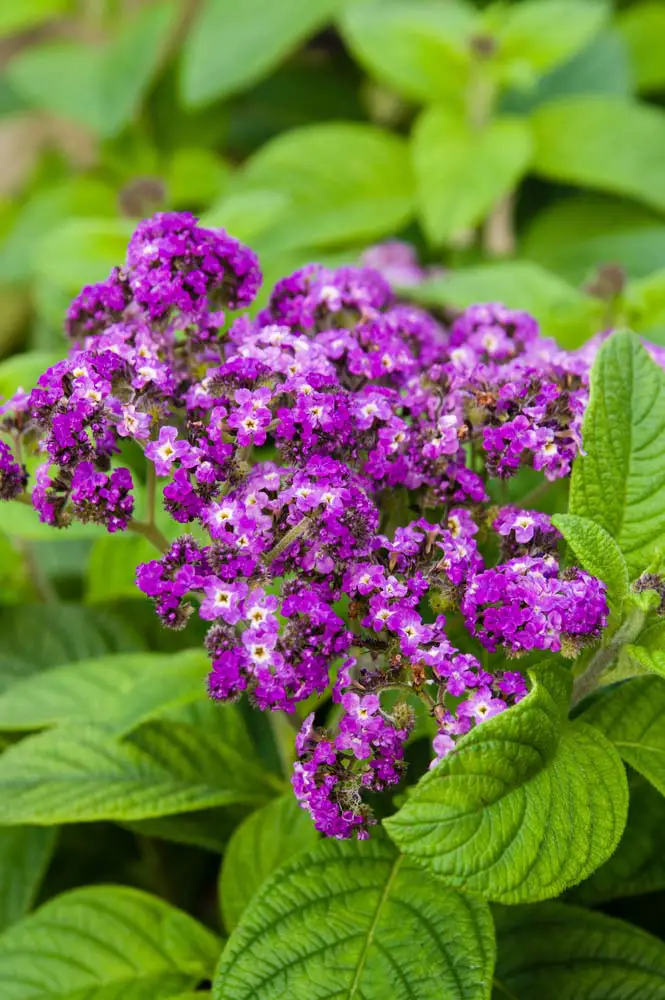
[264,517,311,566]
[570,606,647,708]
[127,519,170,554]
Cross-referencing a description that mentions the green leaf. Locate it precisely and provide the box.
[622,620,665,678]
[219,795,318,932]
[0,351,60,400]
[571,773,665,905]
[521,193,665,284]
[0,649,208,733]
[214,836,495,1000]
[0,718,280,825]
[0,827,56,933]
[551,513,629,628]
[530,97,665,213]
[86,534,155,604]
[166,148,230,209]
[493,901,665,999]
[502,29,633,113]
[411,108,532,245]
[34,218,133,295]
[407,261,597,345]
[385,664,627,903]
[570,330,665,577]
[0,884,220,999]
[202,190,289,243]
[339,0,476,107]
[582,674,665,796]
[0,603,142,692]
[617,1,665,94]
[182,0,345,106]
[99,0,179,137]
[7,2,177,137]
[490,0,608,85]
[234,123,415,253]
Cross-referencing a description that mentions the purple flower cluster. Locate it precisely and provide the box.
[0,215,617,838]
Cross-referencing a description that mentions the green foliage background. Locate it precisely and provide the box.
[3,1,665,998]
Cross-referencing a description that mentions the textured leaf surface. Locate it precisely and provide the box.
[493,902,665,999]
[0,604,141,693]
[572,774,665,905]
[531,97,665,212]
[219,795,318,932]
[0,719,280,824]
[552,513,629,628]
[624,620,665,678]
[214,836,495,1000]
[0,885,220,1000]
[339,0,475,106]
[0,827,56,933]
[182,0,345,105]
[0,650,208,733]
[236,123,415,253]
[570,330,665,576]
[582,675,665,795]
[385,665,627,902]
[411,108,532,244]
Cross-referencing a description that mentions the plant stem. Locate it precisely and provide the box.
[127,519,170,554]
[570,607,647,708]
[264,517,311,566]
[145,462,157,528]
[483,192,516,258]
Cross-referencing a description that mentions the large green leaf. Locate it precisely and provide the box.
[552,513,629,629]
[214,836,495,1000]
[0,650,208,733]
[407,261,598,345]
[570,330,665,577]
[411,108,532,245]
[0,0,73,36]
[0,827,56,933]
[521,193,665,284]
[493,901,665,999]
[0,885,220,1000]
[0,719,281,825]
[385,665,627,903]
[7,2,177,137]
[623,620,665,679]
[339,0,475,107]
[182,0,346,106]
[34,218,133,295]
[86,534,155,604]
[235,123,415,253]
[219,795,318,932]
[572,773,665,905]
[531,97,665,213]
[617,1,665,93]
[582,675,665,796]
[0,603,142,692]
[490,0,608,85]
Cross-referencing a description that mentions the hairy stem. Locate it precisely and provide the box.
[127,519,170,554]
[570,607,647,708]
[264,517,311,566]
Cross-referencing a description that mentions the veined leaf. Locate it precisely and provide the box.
[385,664,627,903]
[571,773,665,905]
[582,674,665,796]
[214,836,495,1000]
[570,330,665,577]
[0,885,220,1000]
[552,513,629,629]
[0,719,281,825]
[219,795,318,932]
[0,649,209,733]
[0,827,56,933]
[493,901,665,999]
